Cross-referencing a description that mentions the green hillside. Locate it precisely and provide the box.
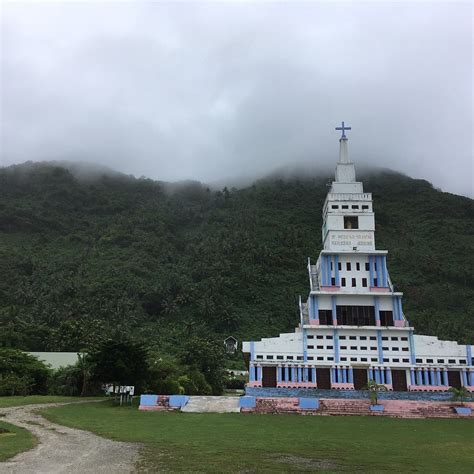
[0,162,472,354]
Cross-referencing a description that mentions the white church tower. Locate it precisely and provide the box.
[243,123,473,393]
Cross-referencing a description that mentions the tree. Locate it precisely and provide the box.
[449,386,471,406]
[89,338,149,391]
[365,379,388,406]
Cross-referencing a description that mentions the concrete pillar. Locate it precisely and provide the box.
[436,369,441,386]
[386,368,392,385]
[375,368,381,384]
[369,367,374,382]
[298,367,303,383]
[468,370,474,386]
[303,367,309,383]
[249,364,255,382]
[334,255,340,286]
[374,297,381,326]
[443,369,448,386]
[257,366,262,382]
[312,367,317,384]
[285,366,289,382]
[410,368,415,386]
[342,367,347,383]
[331,368,336,383]
[291,367,297,382]
[348,367,354,383]
[416,368,423,385]
[423,368,429,385]
[337,367,342,383]
[369,255,375,287]
[461,370,468,387]
[332,296,337,326]
[430,369,436,386]
[277,366,282,383]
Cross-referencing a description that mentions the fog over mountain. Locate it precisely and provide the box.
[1,2,472,197]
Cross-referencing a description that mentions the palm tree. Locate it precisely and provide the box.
[449,387,471,406]
[365,379,388,406]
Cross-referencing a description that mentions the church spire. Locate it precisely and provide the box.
[335,121,351,164]
[334,121,356,183]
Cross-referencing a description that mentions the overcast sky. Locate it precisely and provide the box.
[1,2,472,196]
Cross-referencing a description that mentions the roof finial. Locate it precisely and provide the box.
[335,121,351,140]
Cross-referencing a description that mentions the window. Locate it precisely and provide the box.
[371,357,378,362]
[380,311,394,326]
[330,261,333,270]
[356,262,360,271]
[318,310,332,325]
[277,355,283,360]
[331,277,336,285]
[361,346,367,350]
[426,359,433,363]
[340,336,346,340]
[365,262,370,271]
[266,355,273,359]
[360,336,367,340]
[307,335,314,339]
[448,359,455,363]
[256,355,263,359]
[362,278,368,287]
[340,346,347,350]
[287,356,294,360]
[327,346,333,350]
[352,205,359,209]
[370,336,377,340]
[346,262,351,271]
[392,358,400,362]
[391,337,398,341]
[307,345,314,349]
[326,335,333,339]
[317,346,324,349]
[327,356,334,361]
[317,356,324,360]
[340,357,347,361]
[403,358,409,363]
[437,359,444,363]
[382,337,388,341]
[336,306,375,324]
[317,335,324,339]
[307,356,314,360]
[401,337,408,341]
[352,278,356,287]
[392,347,399,351]
[344,216,359,229]
[350,336,357,340]
[373,278,378,287]
[350,346,357,350]
[362,205,369,210]
[331,205,339,209]
[337,262,341,271]
[342,205,349,209]
[361,357,368,362]
[383,358,389,362]
[297,356,303,360]
[351,357,357,361]
[341,278,346,287]
[416,358,423,363]
[370,347,377,351]
[460,360,466,364]
[382,347,389,351]
[402,348,409,351]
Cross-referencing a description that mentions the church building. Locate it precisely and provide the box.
[242,123,473,393]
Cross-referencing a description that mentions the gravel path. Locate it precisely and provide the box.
[0,402,140,473]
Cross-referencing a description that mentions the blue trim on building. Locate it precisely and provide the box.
[331,295,337,325]
[397,297,403,320]
[369,256,375,287]
[377,330,383,364]
[392,296,399,320]
[321,256,327,286]
[310,295,319,321]
[408,330,416,364]
[467,345,472,366]
[327,256,332,285]
[303,328,308,362]
[334,255,340,286]
[382,256,388,287]
[374,296,380,323]
[250,341,255,361]
[334,328,340,363]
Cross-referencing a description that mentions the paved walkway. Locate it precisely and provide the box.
[181,396,240,413]
[0,402,140,473]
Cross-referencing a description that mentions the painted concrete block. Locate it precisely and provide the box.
[169,395,189,408]
[299,397,319,410]
[140,394,158,406]
[239,396,256,408]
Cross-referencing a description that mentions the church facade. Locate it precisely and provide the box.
[242,124,473,393]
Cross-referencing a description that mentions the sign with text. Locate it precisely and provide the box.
[328,231,374,250]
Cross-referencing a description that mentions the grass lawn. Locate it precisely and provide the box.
[0,395,102,409]
[0,420,36,462]
[42,401,474,472]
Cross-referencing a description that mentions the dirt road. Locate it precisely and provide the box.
[0,402,140,473]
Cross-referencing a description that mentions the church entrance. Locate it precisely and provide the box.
[262,367,277,387]
[316,368,331,389]
[448,371,461,389]
[353,368,368,390]
[391,369,408,391]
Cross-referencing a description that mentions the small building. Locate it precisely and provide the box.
[224,336,238,354]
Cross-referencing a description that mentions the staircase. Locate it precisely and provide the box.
[181,396,240,413]
[320,398,372,416]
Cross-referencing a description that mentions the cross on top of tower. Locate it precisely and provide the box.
[335,121,351,140]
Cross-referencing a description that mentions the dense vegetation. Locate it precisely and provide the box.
[0,162,472,358]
